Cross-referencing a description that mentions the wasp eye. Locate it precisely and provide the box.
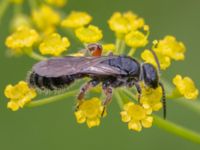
[87,43,102,56]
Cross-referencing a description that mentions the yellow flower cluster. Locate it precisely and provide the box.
[6,26,39,54]
[102,43,116,54]
[140,84,163,111]
[74,98,106,128]
[39,33,70,56]
[108,11,144,35]
[173,75,199,100]
[61,11,92,29]
[32,5,60,34]
[108,11,148,49]
[4,81,37,111]
[120,102,153,132]
[141,36,186,70]
[75,25,103,43]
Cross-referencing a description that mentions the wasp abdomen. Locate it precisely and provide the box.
[28,72,76,91]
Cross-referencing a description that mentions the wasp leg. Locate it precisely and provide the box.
[76,79,100,109]
[101,82,113,116]
[134,82,142,104]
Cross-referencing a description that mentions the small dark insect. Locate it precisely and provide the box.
[27,43,166,118]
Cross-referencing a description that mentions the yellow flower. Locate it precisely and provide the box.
[4,81,37,111]
[61,11,92,29]
[108,11,145,35]
[154,36,186,61]
[5,26,39,53]
[125,30,148,48]
[75,25,103,43]
[32,5,60,31]
[140,84,163,111]
[141,49,171,70]
[39,33,70,56]
[74,97,106,128]
[173,75,199,100]
[45,0,67,7]
[120,102,153,132]
[102,43,116,54]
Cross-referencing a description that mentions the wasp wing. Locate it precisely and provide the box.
[33,56,126,77]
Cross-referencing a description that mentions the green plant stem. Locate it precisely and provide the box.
[128,48,136,56]
[26,90,78,108]
[27,51,47,61]
[0,0,10,23]
[154,115,200,144]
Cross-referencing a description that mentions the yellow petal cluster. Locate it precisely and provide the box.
[61,11,92,28]
[154,36,186,61]
[75,25,103,43]
[39,33,70,56]
[74,97,106,128]
[5,26,39,53]
[120,102,153,132]
[45,0,67,7]
[108,11,144,34]
[173,75,199,100]
[141,36,185,70]
[102,43,116,54]
[125,30,148,48]
[4,81,37,111]
[140,84,163,111]
[141,49,171,70]
[32,5,60,32]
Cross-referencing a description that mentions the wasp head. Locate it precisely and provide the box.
[141,63,159,89]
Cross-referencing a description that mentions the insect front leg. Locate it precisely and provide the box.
[76,79,100,109]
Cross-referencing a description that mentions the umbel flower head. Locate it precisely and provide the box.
[61,11,92,29]
[4,81,37,111]
[32,5,60,33]
[74,97,106,128]
[39,33,70,56]
[141,36,186,70]
[75,25,103,43]
[173,75,199,100]
[5,26,39,54]
[108,11,145,35]
[120,102,153,132]
[140,84,163,111]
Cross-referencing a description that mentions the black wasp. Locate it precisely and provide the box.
[27,43,166,118]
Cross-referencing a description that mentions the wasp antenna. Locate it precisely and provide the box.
[159,82,166,119]
[148,49,161,76]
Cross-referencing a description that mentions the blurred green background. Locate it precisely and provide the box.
[0,0,200,149]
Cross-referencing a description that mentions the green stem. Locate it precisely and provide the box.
[0,0,10,24]
[26,90,78,107]
[154,115,200,144]
[128,48,136,56]
[27,51,47,61]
